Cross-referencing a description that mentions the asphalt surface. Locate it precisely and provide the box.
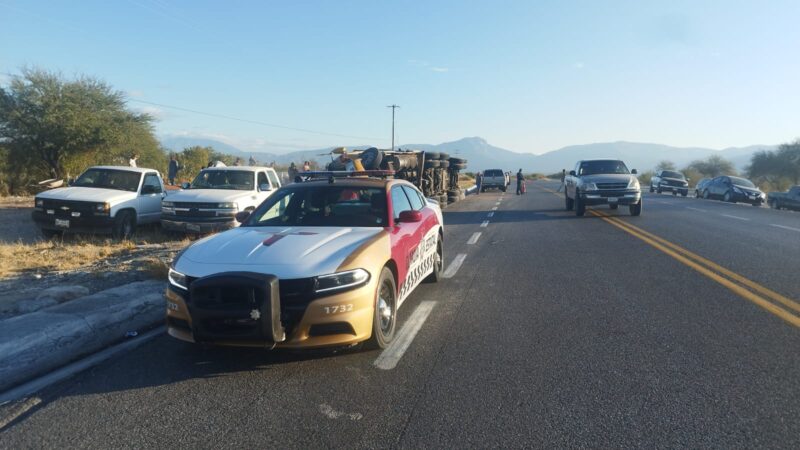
[2,180,799,448]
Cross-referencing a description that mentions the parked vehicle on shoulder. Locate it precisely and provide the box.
[161,167,281,234]
[32,166,167,239]
[480,169,507,192]
[694,178,711,198]
[564,159,642,216]
[768,185,800,211]
[165,171,444,351]
[702,176,765,206]
[650,170,689,196]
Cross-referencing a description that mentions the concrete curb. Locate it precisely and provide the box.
[0,280,165,393]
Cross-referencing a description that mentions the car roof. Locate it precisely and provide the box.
[89,165,157,174]
[200,166,272,172]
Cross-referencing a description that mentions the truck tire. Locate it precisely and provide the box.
[424,160,441,169]
[447,189,461,196]
[425,152,440,160]
[438,152,449,160]
[448,195,458,204]
[439,160,450,169]
[449,157,466,164]
[451,163,467,170]
[565,194,574,211]
[360,147,383,170]
[629,199,642,216]
[112,210,136,240]
[575,195,585,216]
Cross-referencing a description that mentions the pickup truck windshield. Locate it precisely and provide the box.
[579,160,630,175]
[190,170,254,190]
[730,177,755,188]
[244,185,388,227]
[73,169,141,192]
[662,171,685,180]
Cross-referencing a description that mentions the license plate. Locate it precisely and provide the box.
[55,218,70,228]
[186,223,201,232]
[607,197,618,203]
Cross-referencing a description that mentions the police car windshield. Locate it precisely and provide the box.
[244,185,388,227]
[190,170,254,190]
[73,169,141,192]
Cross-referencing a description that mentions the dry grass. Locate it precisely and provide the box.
[0,227,189,278]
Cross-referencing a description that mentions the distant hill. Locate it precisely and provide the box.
[160,135,775,174]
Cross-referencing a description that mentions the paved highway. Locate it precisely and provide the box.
[2,180,799,448]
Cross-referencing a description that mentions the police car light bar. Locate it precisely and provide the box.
[299,170,396,180]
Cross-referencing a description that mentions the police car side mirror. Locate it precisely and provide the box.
[398,210,422,223]
[235,211,251,223]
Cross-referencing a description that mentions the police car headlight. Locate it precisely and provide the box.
[315,269,370,294]
[168,268,188,291]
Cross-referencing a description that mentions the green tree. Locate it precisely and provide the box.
[0,68,156,182]
[655,160,676,172]
[178,146,213,181]
[747,141,800,190]
[686,155,736,178]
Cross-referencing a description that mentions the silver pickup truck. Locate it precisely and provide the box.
[481,169,507,192]
[564,159,642,216]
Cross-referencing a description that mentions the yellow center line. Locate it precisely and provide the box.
[533,183,800,327]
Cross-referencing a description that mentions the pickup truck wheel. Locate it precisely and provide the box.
[565,194,574,211]
[112,211,136,240]
[40,228,62,239]
[649,185,654,193]
[656,187,662,194]
[629,199,643,216]
[575,195,585,216]
[681,190,688,197]
[366,267,397,350]
[425,237,443,283]
[672,190,678,196]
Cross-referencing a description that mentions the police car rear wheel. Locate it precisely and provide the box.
[425,237,443,283]
[366,267,397,349]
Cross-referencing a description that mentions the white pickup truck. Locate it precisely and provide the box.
[161,166,281,234]
[32,166,167,239]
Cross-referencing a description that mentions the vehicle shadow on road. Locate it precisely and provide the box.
[443,209,601,225]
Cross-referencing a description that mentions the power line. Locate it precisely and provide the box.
[130,98,388,141]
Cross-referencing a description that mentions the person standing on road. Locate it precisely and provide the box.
[168,154,180,186]
[476,171,483,194]
[516,169,524,195]
[288,162,298,182]
[303,161,311,172]
[249,155,257,166]
[557,169,566,192]
[129,153,138,168]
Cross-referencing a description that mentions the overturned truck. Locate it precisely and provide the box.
[326,148,468,206]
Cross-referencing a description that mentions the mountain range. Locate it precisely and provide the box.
[160,136,775,174]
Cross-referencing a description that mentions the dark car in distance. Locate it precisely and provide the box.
[768,185,800,211]
[650,170,689,196]
[694,178,711,198]
[702,176,765,206]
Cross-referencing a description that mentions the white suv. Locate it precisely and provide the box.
[161,166,281,234]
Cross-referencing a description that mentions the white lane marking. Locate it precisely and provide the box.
[686,207,707,212]
[0,327,164,404]
[318,404,363,421]
[442,253,467,278]
[0,397,41,430]
[771,224,800,233]
[721,214,750,221]
[487,212,494,218]
[480,220,489,227]
[492,206,498,211]
[374,301,436,370]
[467,232,482,245]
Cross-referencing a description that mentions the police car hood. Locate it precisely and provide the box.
[168,189,255,204]
[177,226,384,279]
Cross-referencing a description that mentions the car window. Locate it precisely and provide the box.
[729,176,755,188]
[257,172,268,189]
[246,185,387,227]
[578,160,630,176]
[402,186,424,210]
[191,170,254,190]
[662,171,685,179]
[391,186,413,220]
[73,168,141,192]
[267,170,280,187]
[142,173,161,193]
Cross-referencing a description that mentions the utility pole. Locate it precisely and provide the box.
[387,104,400,151]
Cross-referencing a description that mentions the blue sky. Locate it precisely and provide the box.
[1,0,799,154]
